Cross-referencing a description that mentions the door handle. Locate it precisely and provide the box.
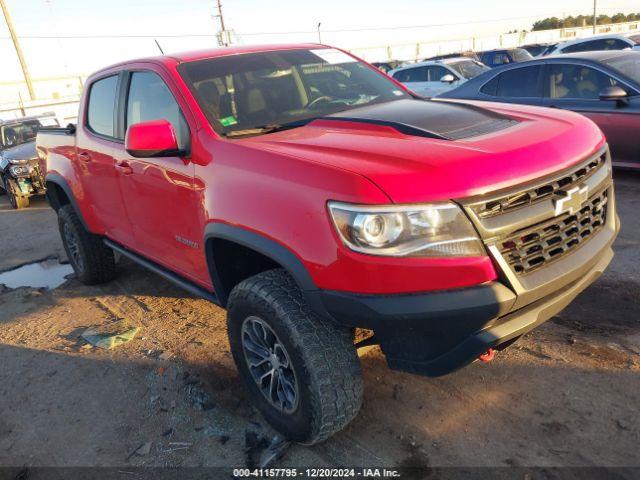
[114,161,133,175]
[77,151,92,163]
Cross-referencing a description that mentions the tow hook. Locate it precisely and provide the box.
[478,348,495,363]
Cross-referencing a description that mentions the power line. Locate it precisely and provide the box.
[0,6,635,40]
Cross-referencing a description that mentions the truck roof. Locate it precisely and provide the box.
[92,43,328,75]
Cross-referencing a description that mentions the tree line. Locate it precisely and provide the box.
[532,12,640,31]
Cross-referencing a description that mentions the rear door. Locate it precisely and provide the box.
[112,67,208,286]
[423,65,460,96]
[76,73,134,245]
[541,62,640,165]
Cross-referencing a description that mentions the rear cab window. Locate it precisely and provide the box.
[86,75,118,138]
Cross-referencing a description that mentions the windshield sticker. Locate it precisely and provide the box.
[310,48,357,65]
[219,115,238,127]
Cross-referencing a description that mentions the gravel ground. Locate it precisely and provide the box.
[0,174,638,475]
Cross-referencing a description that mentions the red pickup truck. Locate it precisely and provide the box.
[37,44,619,444]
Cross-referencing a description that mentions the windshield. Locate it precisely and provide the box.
[448,60,490,79]
[1,120,41,148]
[511,48,534,62]
[178,48,411,137]
[603,54,640,85]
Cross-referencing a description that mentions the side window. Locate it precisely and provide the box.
[87,75,118,138]
[562,42,589,54]
[480,75,499,95]
[547,64,618,99]
[426,66,450,81]
[126,71,190,151]
[493,53,511,66]
[394,67,426,83]
[609,39,631,50]
[494,66,542,97]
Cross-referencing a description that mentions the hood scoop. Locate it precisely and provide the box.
[325,98,518,141]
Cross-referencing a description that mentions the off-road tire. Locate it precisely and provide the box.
[227,269,363,445]
[58,204,116,285]
[6,178,29,209]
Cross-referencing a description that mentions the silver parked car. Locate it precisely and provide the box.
[388,58,490,97]
[544,34,639,56]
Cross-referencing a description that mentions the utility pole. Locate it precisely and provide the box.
[0,0,35,100]
[214,0,230,46]
[317,22,322,43]
[593,0,597,33]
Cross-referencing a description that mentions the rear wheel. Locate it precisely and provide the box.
[58,204,116,285]
[227,269,363,445]
[6,178,29,209]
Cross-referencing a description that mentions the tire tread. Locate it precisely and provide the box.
[227,269,363,444]
[58,204,116,285]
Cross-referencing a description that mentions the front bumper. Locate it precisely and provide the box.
[314,147,618,377]
[318,234,615,377]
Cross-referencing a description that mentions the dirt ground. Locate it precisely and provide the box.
[0,175,638,475]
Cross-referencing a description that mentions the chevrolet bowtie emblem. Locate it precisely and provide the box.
[554,185,589,216]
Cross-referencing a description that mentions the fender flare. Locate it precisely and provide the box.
[44,173,90,230]
[203,223,324,311]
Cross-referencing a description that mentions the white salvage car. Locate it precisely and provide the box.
[388,58,490,97]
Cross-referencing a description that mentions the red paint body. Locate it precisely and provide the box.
[39,44,606,296]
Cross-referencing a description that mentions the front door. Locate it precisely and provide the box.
[112,69,208,286]
[542,63,640,166]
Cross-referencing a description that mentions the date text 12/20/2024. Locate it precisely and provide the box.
[233,468,401,477]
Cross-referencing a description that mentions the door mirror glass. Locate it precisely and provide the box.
[125,120,181,158]
[599,85,629,102]
[440,74,456,83]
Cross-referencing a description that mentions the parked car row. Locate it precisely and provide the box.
[385,34,639,168]
[439,50,640,168]
[388,57,490,97]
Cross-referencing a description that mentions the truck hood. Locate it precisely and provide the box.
[245,99,605,203]
[1,141,37,163]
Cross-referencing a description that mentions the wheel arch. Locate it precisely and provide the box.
[45,173,89,230]
[204,223,320,309]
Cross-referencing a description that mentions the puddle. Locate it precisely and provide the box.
[0,259,73,290]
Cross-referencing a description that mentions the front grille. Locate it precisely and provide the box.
[476,153,606,218]
[498,189,608,275]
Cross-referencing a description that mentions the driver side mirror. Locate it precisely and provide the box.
[125,120,183,158]
[440,74,456,84]
[599,86,629,104]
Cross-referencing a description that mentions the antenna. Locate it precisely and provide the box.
[155,39,165,55]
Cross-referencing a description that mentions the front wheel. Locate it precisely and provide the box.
[227,269,363,445]
[6,178,29,209]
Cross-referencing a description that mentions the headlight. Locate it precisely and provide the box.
[328,201,485,257]
[9,165,33,176]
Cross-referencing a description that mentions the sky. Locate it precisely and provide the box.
[1,0,640,81]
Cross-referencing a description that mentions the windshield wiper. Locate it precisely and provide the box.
[223,117,321,138]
